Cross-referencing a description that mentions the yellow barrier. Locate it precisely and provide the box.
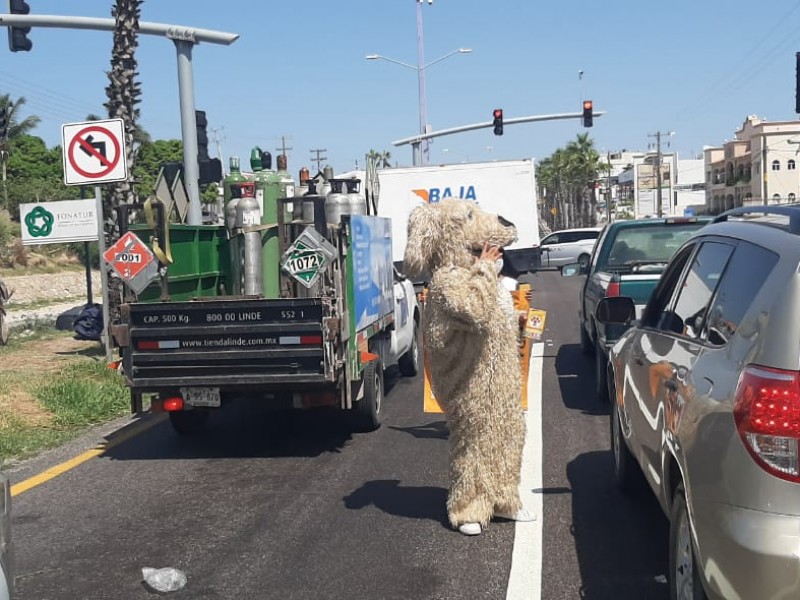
[423,283,533,413]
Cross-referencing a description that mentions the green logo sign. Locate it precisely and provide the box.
[24,205,54,238]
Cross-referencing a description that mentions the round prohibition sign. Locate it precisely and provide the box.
[67,125,122,179]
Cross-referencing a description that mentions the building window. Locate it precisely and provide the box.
[773,193,782,202]
[790,193,797,202]
[789,160,796,170]
[772,160,781,171]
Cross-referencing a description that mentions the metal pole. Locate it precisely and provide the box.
[94,185,112,363]
[606,151,612,223]
[416,1,428,166]
[412,142,422,168]
[84,241,93,305]
[656,132,663,218]
[175,39,201,225]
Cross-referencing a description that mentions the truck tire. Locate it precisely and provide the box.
[169,409,209,435]
[398,322,420,377]
[578,253,590,270]
[353,360,382,432]
[0,313,7,346]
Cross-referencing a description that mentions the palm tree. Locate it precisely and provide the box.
[0,95,40,140]
[104,0,143,317]
[0,94,40,210]
[378,150,392,168]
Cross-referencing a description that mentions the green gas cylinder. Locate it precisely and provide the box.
[223,156,248,207]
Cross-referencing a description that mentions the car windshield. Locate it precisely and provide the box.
[604,224,703,270]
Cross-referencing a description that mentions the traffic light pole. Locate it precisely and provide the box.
[393,109,606,156]
[1,13,238,225]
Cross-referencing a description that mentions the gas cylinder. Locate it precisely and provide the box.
[294,167,310,221]
[302,180,327,238]
[249,147,272,219]
[345,178,367,216]
[225,194,241,295]
[235,181,263,296]
[223,156,248,208]
[325,179,350,226]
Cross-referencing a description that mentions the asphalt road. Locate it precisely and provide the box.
[7,271,671,600]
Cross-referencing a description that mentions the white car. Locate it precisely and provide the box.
[0,470,12,600]
[388,269,420,377]
[538,227,601,270]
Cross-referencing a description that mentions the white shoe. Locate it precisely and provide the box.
[495,508,536,522]
[458,522,482,536]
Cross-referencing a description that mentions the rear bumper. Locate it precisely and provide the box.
[694,500,800,599]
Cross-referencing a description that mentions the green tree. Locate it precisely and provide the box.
[132,139,183,201]
[0,95,40,140]
[5,136,77,217]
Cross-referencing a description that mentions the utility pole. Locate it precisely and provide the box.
[276,135,292,160]
[606,151,612,223]
[211,126,226,175]
[310,148,327,173]
[648,130,673,218]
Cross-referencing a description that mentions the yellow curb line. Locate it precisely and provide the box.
[11,414,166,497]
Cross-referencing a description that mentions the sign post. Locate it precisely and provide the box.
[62,118,129,363]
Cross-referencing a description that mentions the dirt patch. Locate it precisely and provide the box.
[0,336,99,373]
[0,335,101,428]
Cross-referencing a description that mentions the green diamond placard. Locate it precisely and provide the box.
[281,227,338,288]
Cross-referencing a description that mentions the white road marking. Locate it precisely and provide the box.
[506,341,544,600]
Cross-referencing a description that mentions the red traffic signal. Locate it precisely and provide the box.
[582,100,593,128]
[493,108,503,136]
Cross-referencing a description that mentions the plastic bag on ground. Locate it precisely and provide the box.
[141,567,187,593]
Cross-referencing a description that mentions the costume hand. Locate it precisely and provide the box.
[479,242,502,263]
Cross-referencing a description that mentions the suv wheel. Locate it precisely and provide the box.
[669,484,707,600]
[611,399,644,493]
[580,321,593,355]
[595,340,609,401]
[398,322,419,377]
[578,253,590,270]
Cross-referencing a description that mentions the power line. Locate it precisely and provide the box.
[276,135,292,160]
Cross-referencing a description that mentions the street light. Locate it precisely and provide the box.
[366,3,471,167]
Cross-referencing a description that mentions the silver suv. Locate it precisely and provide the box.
[0,470,11,600]
[597,205,800,600]
[538,227,601,270]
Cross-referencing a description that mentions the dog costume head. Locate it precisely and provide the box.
[403,198,518,277]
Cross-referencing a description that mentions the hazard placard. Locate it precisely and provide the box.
[103,231,157,293]
[62,118,128,186]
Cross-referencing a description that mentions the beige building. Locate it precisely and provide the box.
[705,115,800,213]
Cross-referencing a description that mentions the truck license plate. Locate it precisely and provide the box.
[180,387,221,407]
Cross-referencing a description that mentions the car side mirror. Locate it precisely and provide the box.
[561,262,586,277]
[596,296,636,325]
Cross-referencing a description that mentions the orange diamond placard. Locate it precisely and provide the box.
[103,231,155,282]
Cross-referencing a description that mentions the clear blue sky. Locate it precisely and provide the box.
[2,0,799,175]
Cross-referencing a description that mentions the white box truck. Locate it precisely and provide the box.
[376,159,542,277]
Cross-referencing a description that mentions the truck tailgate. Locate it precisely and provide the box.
[119,298,329,390]
[619,274,661,305]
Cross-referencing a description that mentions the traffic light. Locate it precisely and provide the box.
[493,108,503,136]
[8,0,32,53]
[582,100,593,128]
[795,52,800,114]
[195,110,209,162]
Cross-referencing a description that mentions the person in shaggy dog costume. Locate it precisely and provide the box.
[403,198,534,536]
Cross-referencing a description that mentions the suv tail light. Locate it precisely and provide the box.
[734,365,800,483]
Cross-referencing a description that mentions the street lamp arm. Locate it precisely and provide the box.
[422,48,471,70]
[364,54,418,71]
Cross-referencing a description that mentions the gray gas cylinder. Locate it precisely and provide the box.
[235,183,263,296]
[345,178,367,216]
[325,179,350,226]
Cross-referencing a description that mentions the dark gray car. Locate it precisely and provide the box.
[599,206,800,600]
[0,470,11,600]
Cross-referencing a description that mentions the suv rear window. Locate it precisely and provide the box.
[604,224,704,269]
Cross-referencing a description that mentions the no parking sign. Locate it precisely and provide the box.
[62,118,128,186]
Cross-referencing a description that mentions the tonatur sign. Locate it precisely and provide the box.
[19,199,99,246]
